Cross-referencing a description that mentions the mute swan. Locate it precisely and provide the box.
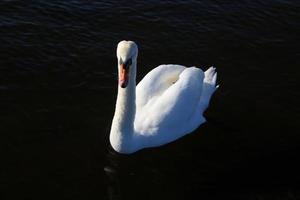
[110,41,218,154]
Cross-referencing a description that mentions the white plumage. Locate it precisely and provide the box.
[110,41,218,154]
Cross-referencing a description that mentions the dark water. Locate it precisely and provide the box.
[1,0,299,199]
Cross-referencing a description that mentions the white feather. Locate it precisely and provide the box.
[110,41,218,154]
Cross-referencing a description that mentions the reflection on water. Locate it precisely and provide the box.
[105,149,122,200]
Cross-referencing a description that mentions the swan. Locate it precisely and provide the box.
[110,41,218,154]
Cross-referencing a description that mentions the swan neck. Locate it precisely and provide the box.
[110,62,136,153]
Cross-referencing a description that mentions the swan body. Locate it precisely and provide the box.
[110,41,218,154]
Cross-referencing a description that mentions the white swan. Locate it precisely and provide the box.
[110,41,218,154]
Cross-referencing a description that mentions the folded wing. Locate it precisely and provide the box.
[135,66,204,145]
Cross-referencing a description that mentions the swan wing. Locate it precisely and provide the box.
[135,66,205,144]
[136,64,186,109]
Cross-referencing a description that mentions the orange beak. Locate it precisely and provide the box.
[119,64,129,88]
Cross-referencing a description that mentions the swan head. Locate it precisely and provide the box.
[117,41,138,88]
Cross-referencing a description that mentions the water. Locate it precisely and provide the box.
[0,0,299,199]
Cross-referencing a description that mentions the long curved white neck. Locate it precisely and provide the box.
[110,62,137,153]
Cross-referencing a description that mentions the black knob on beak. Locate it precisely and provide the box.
[120,58,132,70]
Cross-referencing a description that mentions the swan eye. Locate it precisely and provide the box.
[119,58,123,65]
[124,59,132,68]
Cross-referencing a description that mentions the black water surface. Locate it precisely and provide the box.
[0,1,299,199]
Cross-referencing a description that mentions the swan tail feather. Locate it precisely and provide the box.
[198,66,218,110]
[187,66,218,132]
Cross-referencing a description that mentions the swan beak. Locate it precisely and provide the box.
[119,64,129,88]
